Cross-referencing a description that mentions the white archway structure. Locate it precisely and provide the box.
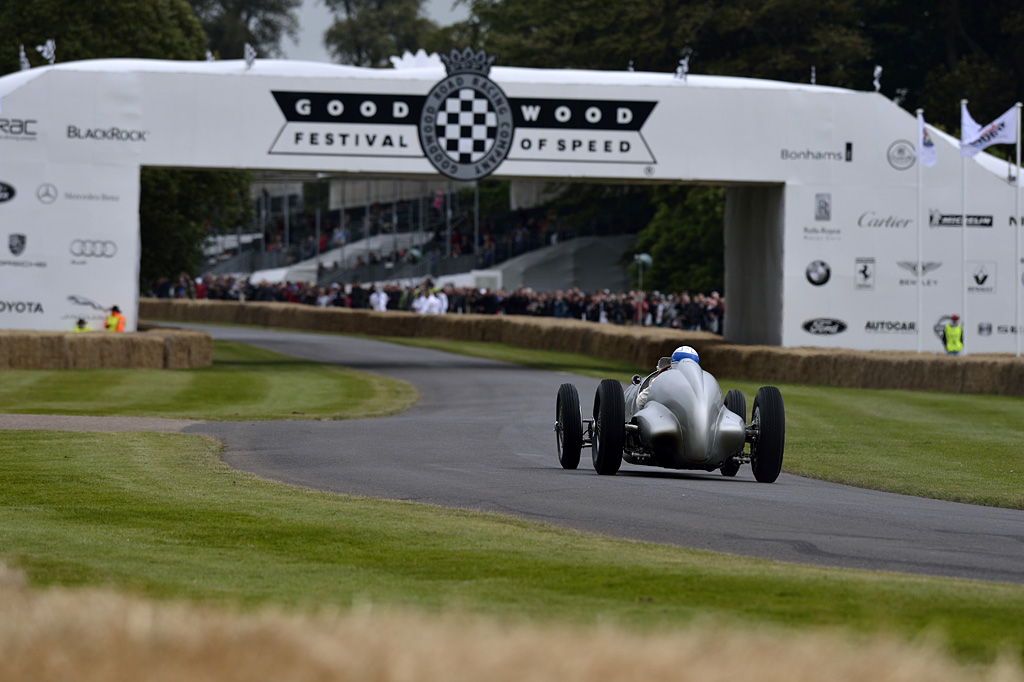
[0,54,1020,351]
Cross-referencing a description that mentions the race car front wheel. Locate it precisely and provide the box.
[592,379,624,475]
[750,386,785,483]
[556,383,583,469]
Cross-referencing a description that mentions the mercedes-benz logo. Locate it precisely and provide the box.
[37,183,58,204]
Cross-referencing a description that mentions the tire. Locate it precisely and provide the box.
[724,389,746,422]
[721,389,746,477]
[556,383,583,469]
[592,379,625,475]
[750,386,785,483]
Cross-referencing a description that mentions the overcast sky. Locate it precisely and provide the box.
[283,0,470,62]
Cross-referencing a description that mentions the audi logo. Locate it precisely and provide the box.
[69,240,118,257]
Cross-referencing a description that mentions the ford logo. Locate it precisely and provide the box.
[0,182,14,202]
[803,318,847,335]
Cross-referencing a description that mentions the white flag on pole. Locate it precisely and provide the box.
[961,104,1017,157]
[244,43,257,70]
[918,111,937,167]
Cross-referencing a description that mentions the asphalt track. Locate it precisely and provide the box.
[138,323,1023,586]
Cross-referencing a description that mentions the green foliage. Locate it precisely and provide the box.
[0,0,207,72]
[187,0,301,58]
[632,186,724,294]
[323,0,439,66]
[140,168,253,282]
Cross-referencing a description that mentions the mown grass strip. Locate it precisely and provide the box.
[0,341,417,421]
[1,429,1023,665]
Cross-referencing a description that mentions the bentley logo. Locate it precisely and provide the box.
[418,47,513,181]
[896,261,942,276]
[8,233,26,256]
[36,183,57,204]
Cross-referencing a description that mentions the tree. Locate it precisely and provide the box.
[187,0,301,58]
[323,0,438,66]
[0,0,252,283]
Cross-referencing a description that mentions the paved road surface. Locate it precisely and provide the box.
[7,324,1023,584]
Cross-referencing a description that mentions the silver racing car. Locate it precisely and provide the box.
[554,346,786,482]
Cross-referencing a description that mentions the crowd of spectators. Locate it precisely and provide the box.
[150,273,725,332]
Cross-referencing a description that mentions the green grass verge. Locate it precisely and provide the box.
[1,429,1023,665]
[380,336,1024,510]
[0,341,417,421]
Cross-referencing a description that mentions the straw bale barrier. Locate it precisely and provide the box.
[139,298,1024,395]
[0,328,211,370]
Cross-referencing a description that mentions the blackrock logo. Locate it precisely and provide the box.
[887,140,916,170]
[268,47,657,181]
[968,261,996,293]
[0,182,14,202]
[803,318,847,335]
[805,260,831,286]
[865,320,916,334]
[855,257,875,289]
[896,260,941,287]
[928,210,993,228]
[67,125,148,142]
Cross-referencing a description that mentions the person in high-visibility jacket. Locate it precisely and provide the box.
[105,305,125,333]
[942,314,963,355]
[72,318,91,332]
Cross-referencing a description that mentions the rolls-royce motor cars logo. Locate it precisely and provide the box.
[0,182,15,202]
[805,260,831,286]
[268,47,657,181]
[8,234,25,256]
[814,193,831,221]
[803,318,847,335]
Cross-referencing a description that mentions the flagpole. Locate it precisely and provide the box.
[961,98,968,355]
[1016,102,1022,358]
[916,109,924,354]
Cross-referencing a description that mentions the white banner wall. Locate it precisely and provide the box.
[0,57,1021,349]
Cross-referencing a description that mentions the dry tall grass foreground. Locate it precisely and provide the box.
[0,565,1020,682]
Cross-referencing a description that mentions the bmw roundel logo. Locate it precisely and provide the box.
[806,260,831,286]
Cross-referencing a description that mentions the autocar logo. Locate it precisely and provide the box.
[0,182,14,202]
[803,318,847,335]
[978,322,993,336]
[36,183,57,204]
[70,239,117,258]
[8,233,26,256]
[805,260,831,286]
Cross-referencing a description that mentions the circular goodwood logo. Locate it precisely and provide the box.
[419,48,513,181]
[805,260,831,286]
[887,139,916,170]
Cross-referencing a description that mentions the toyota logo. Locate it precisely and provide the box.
[37,183,58,204]
[69,239,118,257]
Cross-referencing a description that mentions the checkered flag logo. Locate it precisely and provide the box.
[36,38,55,65]
[419,47,513,180]
[244,43,257,69]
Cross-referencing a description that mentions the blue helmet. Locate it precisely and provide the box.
[671,345,699,366]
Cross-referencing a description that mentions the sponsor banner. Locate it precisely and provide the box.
[803,318,847,335]
[781,142,852,162]
[0,182,15,202]
[0,117,38,142]
[886,139,915,170]
[509,129,654,163]
[864,320,916,333]
[855,257,875,289]
[805,260,831,286]
[967,261,996,294]
[269,124,421,157]
[928,211,993,227]
[896,260,941,287]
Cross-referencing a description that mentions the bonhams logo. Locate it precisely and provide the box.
[803,318,847,335]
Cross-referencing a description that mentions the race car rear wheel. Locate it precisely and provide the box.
[724,389,746,422]
[592,379,624,475]
[750,386,785,483]
[556,383,583,469]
